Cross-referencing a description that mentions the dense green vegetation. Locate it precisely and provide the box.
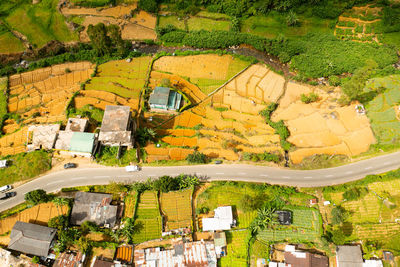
[0,150,52,187]
[96,146,137,166]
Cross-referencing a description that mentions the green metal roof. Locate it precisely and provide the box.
[149,87,170,106]
[69,132,95,153]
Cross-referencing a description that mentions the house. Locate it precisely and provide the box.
[134,240,217,267]
[55,131,96,157]
[53,251,86,267]
[65,118,88,132]
[336,245,363,267]
[276,210,292,225]
[149,86,183,111]
[309,199,317,205]
[284,250,328,267]
[8,221,57,257]
[70,192,118,228]
[98,105,135,147]
[202,206,234,231]
[0,159,7,168]
[213,232,227,258]
[26,124,60,151]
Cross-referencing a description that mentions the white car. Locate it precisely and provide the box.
[125,165,140,172]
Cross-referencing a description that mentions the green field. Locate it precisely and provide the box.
[219,230,249,267]
[158,15,186,30]
[86,56,152,98]
[257,207,322,243]
[0,24,24,53]
[365,75,400,145]
[241,12,334,39]
[187,17,230,31]
[3,0,77,48]
[196,11,230,20]
[0,150,52,187]
[132,191,162,244]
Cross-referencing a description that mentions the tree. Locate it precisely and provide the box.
[249,206,276,234]
[286,10,299,26]
[77,236,92,254]
[239,194,264,212]
[186,151,208,164]
[152,175,180,192]
[341,60,378,101]
[24,189,49,205]
[120,217,143,244]
[331,206,348,225]
[138,0,158,13]
[87,23,111,56]
[331,228,346,245]
[48,215,69,230]
[135,127,156,147]
[81,221,99,235]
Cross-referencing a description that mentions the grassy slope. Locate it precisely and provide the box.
[0,24,24,53]
[4,0,77,48]
[241,11,334,39]
[0,150,52,186]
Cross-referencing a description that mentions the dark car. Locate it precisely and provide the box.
[5,192,16,198]
[214,160,223,164]
[64,163,77,169]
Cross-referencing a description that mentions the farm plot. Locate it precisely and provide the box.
[0,202,68,235]
[160,188,192,230]
[85,57,151,110]
[5,0,78,48]
[61,4,157,42]
[257,208,322,244]
[219,230,249,267]
[271,81,375,164]
[149,63,285,162]
[152,54,251,95]
[196,183,260,229]
[132,191,162,244]
[0,25,25,54]
[124,191,137,218]
[365,75,400,145]
[335,4,382,43]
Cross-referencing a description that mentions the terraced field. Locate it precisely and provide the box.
[257,208,322,243]
[0,62,94,156]
[219,230,249,267]
[132,191,162,244]
[160,188,192,230]
[365,75,400,145]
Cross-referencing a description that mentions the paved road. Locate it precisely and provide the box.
[1,151,400,212]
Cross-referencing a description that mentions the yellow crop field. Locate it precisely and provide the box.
[160,188,192,230]
[272,82,375,164]
[0,203,68,235]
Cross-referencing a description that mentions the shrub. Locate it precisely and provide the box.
[239,194,264,212]
[331,206,348,225]
[300,92,319,103]
[329,76,341,86]
[24,189,50,205]
[48,215,69,230]
[331,228,346,245]
[186,151,208,164]
[343,187,369,201]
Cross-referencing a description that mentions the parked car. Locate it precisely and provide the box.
[0,185,12,193]
[125,165,140,172]
[0,191,16,200]
[214,160,223,164]
[64,163,77,169]
[5,192,16,198]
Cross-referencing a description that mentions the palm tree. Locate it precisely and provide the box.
[52,197,69,216]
